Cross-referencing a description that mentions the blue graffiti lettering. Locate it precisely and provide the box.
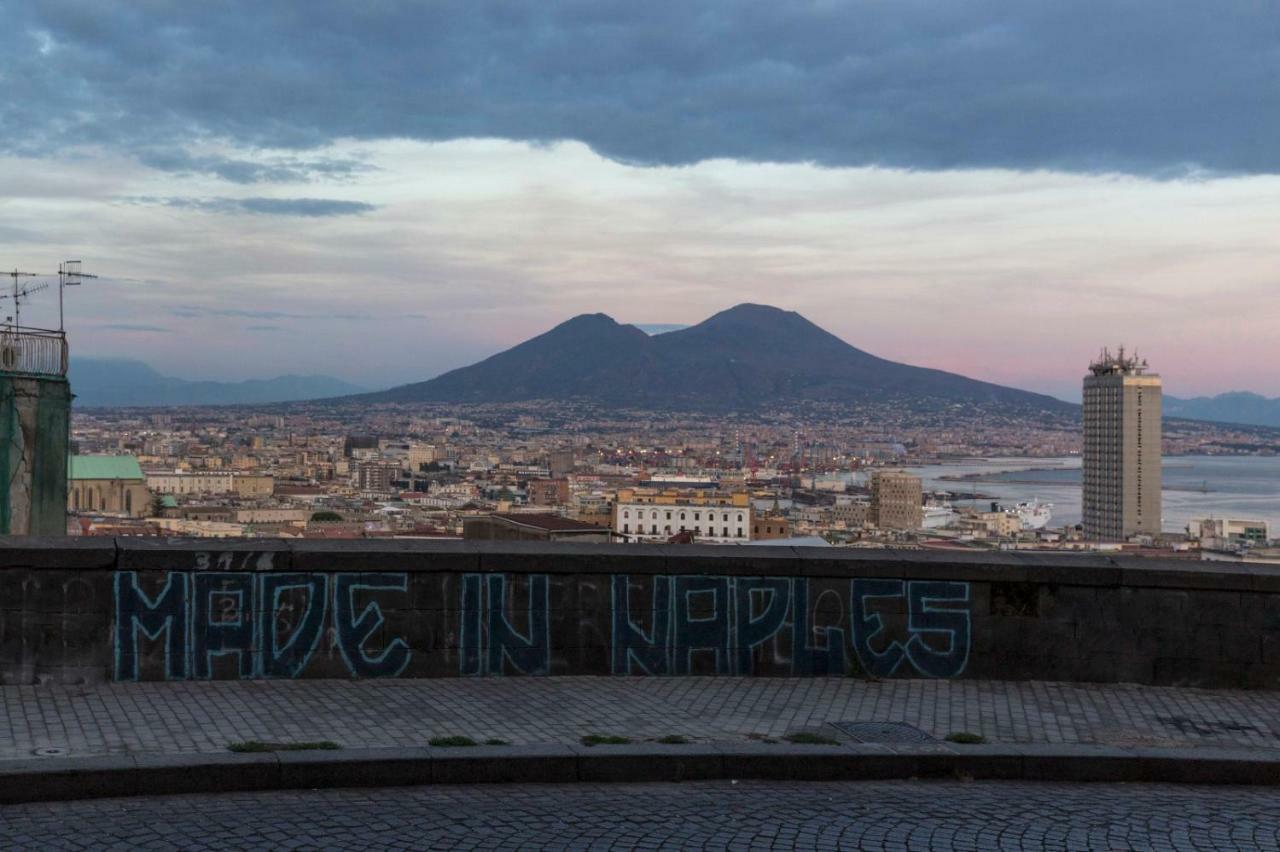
[905,581,971,678]
[734,577,790,675]
[260,574,328,678]
[114,572,189,681]
[192,573,256,679]
[791,579,847,676]
[611,575,672,675]
[334,573,412,678]
[672,576,732,675]
[851,579,971,678]
[460,573,551,675]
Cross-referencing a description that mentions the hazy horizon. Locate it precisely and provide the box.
[70,301,1275,406]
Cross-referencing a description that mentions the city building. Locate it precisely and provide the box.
[353,460,400,493]
[547,449,575,478]
[613,488,751,543]
[870,470,923,530]
[1083,349,1162,540]
[68,455,150,518]
[1195,518,1270,550]
[959,511,1022,538]
[527,478,570,507]
[751,511,791,540]
[145,471,273,497]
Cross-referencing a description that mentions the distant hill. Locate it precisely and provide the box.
[69,358,367,407]
[1164,392,1280,428]
[353,304,1070,413]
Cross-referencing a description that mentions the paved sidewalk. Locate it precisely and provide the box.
[4,678,1280,760]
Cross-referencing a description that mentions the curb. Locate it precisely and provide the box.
[3,742,1280,804]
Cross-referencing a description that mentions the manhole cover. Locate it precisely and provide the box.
[32,747,67,757]
[829,722,937,744]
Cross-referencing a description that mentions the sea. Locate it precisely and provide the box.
[899,456,1280,533]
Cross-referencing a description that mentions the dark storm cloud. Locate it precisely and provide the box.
[3,1,1276,176]
[124,196,376,216]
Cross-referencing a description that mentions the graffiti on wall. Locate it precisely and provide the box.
[113,571,411,681]
[459,573,551,675]
[113,569,970,680]
[612,575,970,678]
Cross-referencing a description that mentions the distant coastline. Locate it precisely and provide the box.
[940,467,1215,493]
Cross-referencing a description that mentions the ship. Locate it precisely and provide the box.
[922,501,960,530]
[1006,500,1053,531]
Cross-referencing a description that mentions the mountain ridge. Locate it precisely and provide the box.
[69,358,368,408]
[1164,391,1280,428]
[355,303,1070,412]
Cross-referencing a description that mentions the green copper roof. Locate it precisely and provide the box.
[68,455,144,481]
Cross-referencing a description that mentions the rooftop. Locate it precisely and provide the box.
[68,455,145,481]
[491,512,608,532]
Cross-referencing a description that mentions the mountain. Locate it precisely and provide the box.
[1164,392,1280,428]
[357,304,1069,412]
[68,358,368,407]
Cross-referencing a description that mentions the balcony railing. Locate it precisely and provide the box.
[0,328,68,378]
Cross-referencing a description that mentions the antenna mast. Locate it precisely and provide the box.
[58,261,97,332]
[1,270,47,331]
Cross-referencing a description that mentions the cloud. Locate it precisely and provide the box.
[134,149,373,184]
[2,1,1275,177]
[168,306,376,322]
[246,324,281,331]
[123,196,377,217]
[98,323,170,332]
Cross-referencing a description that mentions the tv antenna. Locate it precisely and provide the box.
[58,261,97,332]
[1,271,49,331]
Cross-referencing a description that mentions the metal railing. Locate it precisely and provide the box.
[0,327,68,378]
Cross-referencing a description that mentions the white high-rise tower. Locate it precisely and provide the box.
[1082,348,1162,541]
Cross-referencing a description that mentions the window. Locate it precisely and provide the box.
[623,523,630,533]
[737,514,743,522]
[623,510,630,519]
[651,524,658,534]
[680,512,686,521]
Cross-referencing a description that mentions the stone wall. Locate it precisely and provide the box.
[2,538,1277,688]
[0,376,70,536]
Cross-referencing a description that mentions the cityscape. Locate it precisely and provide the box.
[45,311,1278,560]
[3,1,1280,849]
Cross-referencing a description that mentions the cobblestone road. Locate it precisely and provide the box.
[5,678,1280,759]
[4,780,1279,850]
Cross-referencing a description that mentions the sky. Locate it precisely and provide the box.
[0,1,1277,402]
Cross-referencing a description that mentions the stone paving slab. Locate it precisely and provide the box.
[3,677,1280,760]
[8,779,1280,852]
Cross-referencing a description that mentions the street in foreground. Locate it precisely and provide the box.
[4,780,1279,851]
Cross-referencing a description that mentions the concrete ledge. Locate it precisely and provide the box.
[13,535,1280,592]
[4,743,1280,803]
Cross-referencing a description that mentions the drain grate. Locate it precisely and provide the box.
[32,747,67,757]
[829,721,937,744]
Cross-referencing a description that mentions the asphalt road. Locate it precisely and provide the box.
[4,780,1279,850]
